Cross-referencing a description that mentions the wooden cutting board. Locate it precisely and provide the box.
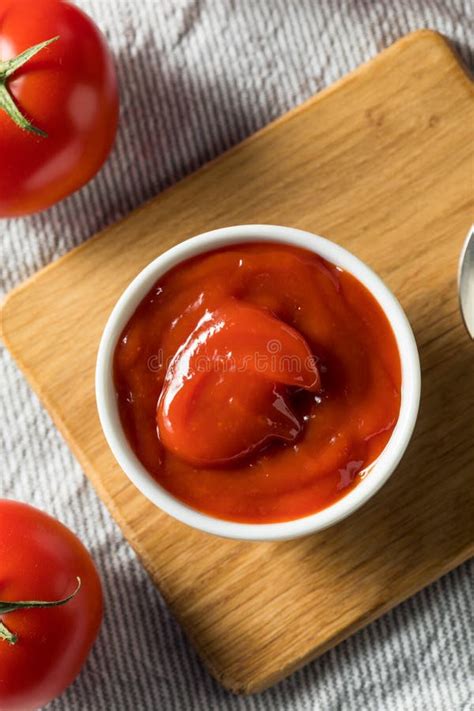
[1,30,473,694]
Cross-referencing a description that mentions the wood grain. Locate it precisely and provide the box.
[1,30,473,693]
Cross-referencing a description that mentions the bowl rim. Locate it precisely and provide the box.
[95,224,421,541]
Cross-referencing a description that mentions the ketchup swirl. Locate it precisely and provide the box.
[114,243,401,523]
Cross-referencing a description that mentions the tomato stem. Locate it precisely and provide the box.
[0,621,17,645]
[0,577,81,646]
[0,35,59,137]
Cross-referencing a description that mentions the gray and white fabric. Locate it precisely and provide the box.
[1,1,472,709]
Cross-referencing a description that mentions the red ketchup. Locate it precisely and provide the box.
[114,243,401,523]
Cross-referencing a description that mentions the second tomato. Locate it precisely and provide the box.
[0,500,103,711]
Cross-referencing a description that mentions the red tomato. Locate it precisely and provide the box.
[0,0,119,216]
[0,500,103,711]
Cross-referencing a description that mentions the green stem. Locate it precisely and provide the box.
[0,621,17,645]
[0,577,81,645]
[0,35,59,137]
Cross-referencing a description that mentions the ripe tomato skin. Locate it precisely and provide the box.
[0,0,119,217]
[0,500,103,711]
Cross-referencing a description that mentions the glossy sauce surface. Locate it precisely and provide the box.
[114,243,401,523]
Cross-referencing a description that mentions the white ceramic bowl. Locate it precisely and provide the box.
[96,225,421,541]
